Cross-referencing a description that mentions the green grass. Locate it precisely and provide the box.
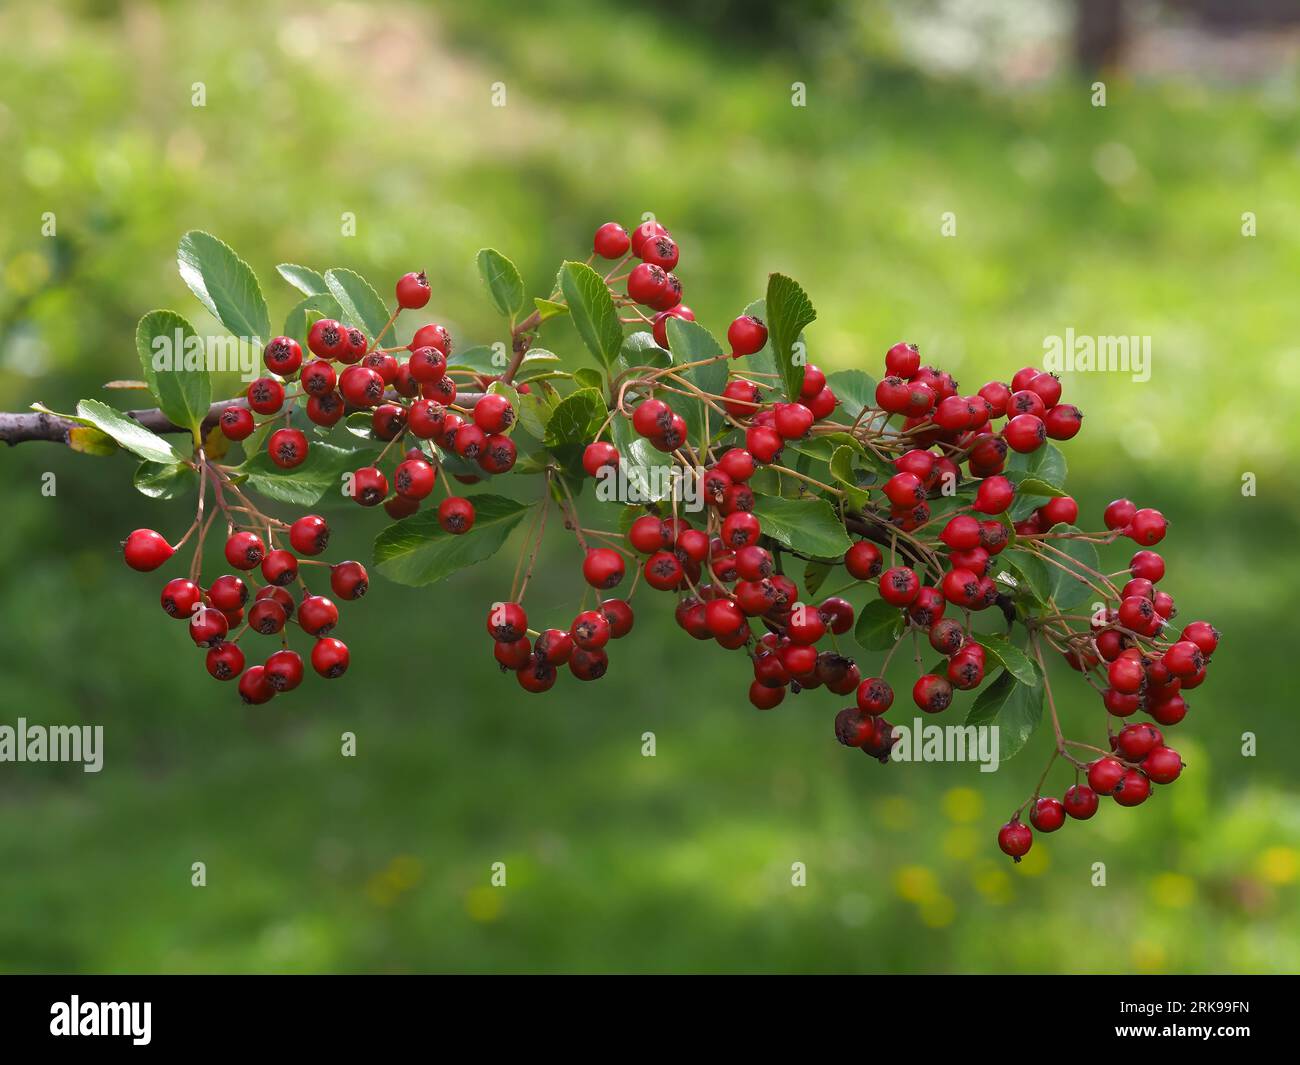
[0,0,1297,973]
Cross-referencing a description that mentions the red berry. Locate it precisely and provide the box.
[486,601,528,642]
[1003,413,1046,453]
[1104,498,1138,530]
[727,315,768,357]
[717,447,756,482]
[638,234,679,271]
[600,598,635,639]
[350,466,389,507]
[997,820,1033,860]
[884,341,921,378]
[571,609,611,650]
[260,549,298,586]
[301,359,336,397]
[409,323,452,357]
[844,541,883,580]
[247,376,285,415]
[289,515,330,556]
[516,657,558,693]
[205,643,245,681]
[263,336,303,375]
[627,262,668,305]
[1038,495,1078,527]
[1130,550,1165,582]
[773,402,814,440]
[237,665,276,705]
[264,649,305,692]
[856,677,894,716]
[593,222,631,259]
[643,550,684,591]
[912,674,953,714]
[583,441,620,477]
[407,346,446,383]
[307,319,348,360]
[973,475,1015,515]
[473,393,515,434]
[1127,508,1168,546]
[306,391,345,428]
[188,605,229,648]
[247,597,288,635]
[1087,756,1126,795]
[720,511,761,549]
[629,515,670,554]
[1143,745,1183,784]
[582,548,626,590]
[1180,620,1220,656]
[494,637,533,671]
[267,427,308,469]
[224,531,265,571]
[1063,784,1099,820]
[123,529,174,572]
[396,270,431,309]
[879,566,919,606]
[311,637,350,678]
[1044,403,1083,440]
[339,364,385,408]
[438,496,475,534]
[159,577,201,619]
[219,406,255,441]
[1030,797,1066,833]
[652,306,694,347]
[298,595,338,637]
[394,458,437,500]
[1116,723,1163,761]
[1113,769,1151,807]
[330,560,369,601]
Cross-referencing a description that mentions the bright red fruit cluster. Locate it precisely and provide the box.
[122,513,360,703]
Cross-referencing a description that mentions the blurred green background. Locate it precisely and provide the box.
[1,0,1298,973]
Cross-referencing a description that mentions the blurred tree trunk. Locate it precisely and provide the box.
[1075,0,1127,71]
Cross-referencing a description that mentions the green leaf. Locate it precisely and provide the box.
[344,411,375,440]
[752,493,851,559]
[513,349,563,382]
[67,426,118,456]
[373,495,533,586]
[534,297,569,322]
[829,445,871,509]
[825,369,877,422]
[324,268,392,341]
[558,260,622,370]
[804,560,833,598]
[544,387,606,448]
[610,413,673,502]
[571,368,604,392]
[177,231,270,340]
[965,667,1044,760]
[136,310,210,437]
[1044,523,1101,610]
[73,400,185,465]
[516,387,559,440]
[1001,548,1053,604]
[854,598,906,651]
[977,633,1037,686]
[238,441,369,506]
[133,460,195,499]
[765,273,816,402]
[276,263,329,297]
[284,292,343,341]
[619,330,672,370]
[1007,443,1068,519]
[447,344,505,373]
[1017,477,1067,499]
[476,248,525,318]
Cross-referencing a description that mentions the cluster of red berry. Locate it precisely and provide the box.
[121,516,357,704]
[217,270,519,534]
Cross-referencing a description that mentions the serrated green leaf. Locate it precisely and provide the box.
[534,297,568,322]
[829,445,870,509]
[67,425,118,456]
[965,666,1044,759]
[276,263,329,296]
[344,411,375,440]
[373,495,533,586]
[284,292,343,341]
[825,369,877,422]
[854,597,906,651]
[238,440,370,506]
[136,310,210,437]
[1001,548,1053,604]
[618,330,672,370]
[516,387,558,440]
[133,460,195,499]
[543,387,606,448]
[177,231,269,340]
[752,493,851,559]
[446,344,506,373]
[477,248,525,318]
[558,260,622,370]
[571,368,604,392]
[73,400,185,465]
[765,273,816,402]
[977,633,1037,686]
[1007,443,1067,518]
[325,268,392,342]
